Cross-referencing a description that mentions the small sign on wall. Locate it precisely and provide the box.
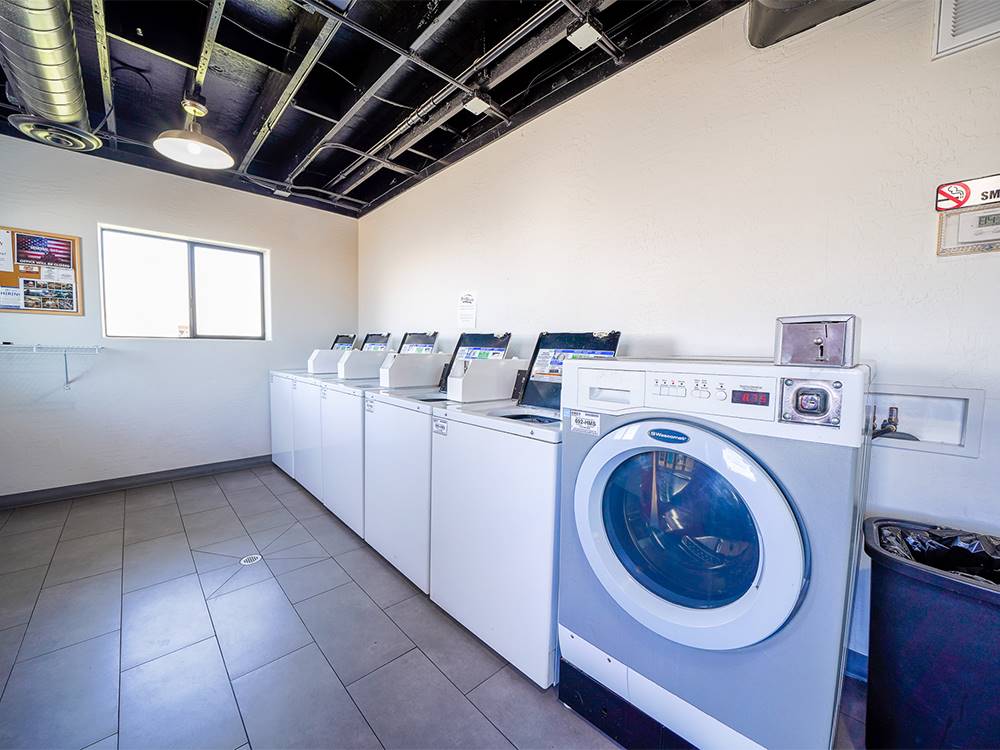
[457,291,477,327]
[935,173,1000,258]
[936,173,1000,211]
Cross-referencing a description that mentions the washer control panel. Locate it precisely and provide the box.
[646,373,778,421]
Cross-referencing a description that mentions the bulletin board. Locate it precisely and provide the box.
[0,225,83,316]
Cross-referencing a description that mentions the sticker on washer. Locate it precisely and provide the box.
[569,410,600,435]
[432,418,448,435]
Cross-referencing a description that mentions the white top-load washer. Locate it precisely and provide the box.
[310,332,452,536]
[363,332,526,593]
[429,331,621,688]
[556,358,872,749]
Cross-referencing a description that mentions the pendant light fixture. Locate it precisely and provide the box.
[153,95,234,170]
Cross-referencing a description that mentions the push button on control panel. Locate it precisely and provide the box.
[795,388,829,416]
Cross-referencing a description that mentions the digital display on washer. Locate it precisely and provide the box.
[520,331,621,411]
[439,332,512,392]
[331,334,356,350]
[979,213,1000,228]
[361,333,391,352]
[399,332,438,354]
[731,390,770,406]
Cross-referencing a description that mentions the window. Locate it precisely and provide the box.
[100,228,265,339]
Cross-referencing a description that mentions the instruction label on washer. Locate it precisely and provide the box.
[569,410,600,435]
[432,418,448,436]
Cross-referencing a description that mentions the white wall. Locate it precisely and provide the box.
[0,137,357,495]
[358,1,1000,654]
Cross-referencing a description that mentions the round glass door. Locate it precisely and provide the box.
[574,420,806,650]
[603,450,760,610]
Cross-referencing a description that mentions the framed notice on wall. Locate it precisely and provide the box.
[0,226,83,316]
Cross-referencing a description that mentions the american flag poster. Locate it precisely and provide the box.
[15,232,73,268]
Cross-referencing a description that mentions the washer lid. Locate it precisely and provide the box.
[574,419,806,650]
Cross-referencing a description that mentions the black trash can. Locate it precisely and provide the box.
[863,518,1000,749]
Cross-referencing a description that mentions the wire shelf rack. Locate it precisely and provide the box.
[0,344,104,389]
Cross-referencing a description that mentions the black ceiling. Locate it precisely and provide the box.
[0,0,743,217]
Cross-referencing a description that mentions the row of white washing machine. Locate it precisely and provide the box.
[271,330,620,689]
[270,328,873,749]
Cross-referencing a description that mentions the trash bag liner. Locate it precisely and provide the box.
[878,523,1000,585]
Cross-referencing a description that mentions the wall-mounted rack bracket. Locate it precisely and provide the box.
[0,345,104,389]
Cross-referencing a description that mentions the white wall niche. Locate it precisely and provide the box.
[870,383,985,458]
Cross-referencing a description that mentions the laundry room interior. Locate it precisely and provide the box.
[0,0,998,748]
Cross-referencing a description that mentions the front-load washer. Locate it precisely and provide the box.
[429,331,620,687]
[363,332,517,592]
[557,358,871,750]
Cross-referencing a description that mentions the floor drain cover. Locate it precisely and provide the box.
[239,554,262,566]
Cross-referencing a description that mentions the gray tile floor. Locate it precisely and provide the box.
[0,465,868,750]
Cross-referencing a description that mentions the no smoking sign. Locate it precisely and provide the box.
[936,173,1000,212]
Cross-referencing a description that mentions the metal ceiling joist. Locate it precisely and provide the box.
[90,0,117,148]
[314,142,415,175]
[297,0,500,117]
[106,32,197,71]
[191,0,226,95]
[286,0,468,182]
[328,0,608,197]
[236,6,349,172]
[314,0,567,194]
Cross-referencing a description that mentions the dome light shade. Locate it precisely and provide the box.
[153,123,234,170]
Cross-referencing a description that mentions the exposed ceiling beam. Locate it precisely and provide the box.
[190,0,226,95]
[90,0,117,148]
[330,0,608,197]
[286,0,468,183]
[236,6,349,172]
[106,32,197,71]
[314,0,567,194]
[297,0,498,114]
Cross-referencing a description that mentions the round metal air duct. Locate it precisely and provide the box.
[0,0,100,150]
[7,113,101,151]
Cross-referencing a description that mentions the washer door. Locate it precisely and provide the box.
[575,420,805,650]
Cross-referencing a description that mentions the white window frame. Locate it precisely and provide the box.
[98,225,270,341]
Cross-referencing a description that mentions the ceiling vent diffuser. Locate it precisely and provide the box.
[936,0,1000,56]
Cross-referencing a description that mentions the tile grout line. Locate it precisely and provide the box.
[462,663,507,696]
[124,567,203,597]
[220,482,386,750]
[201,563,246,600]
[281,575,354,607]
[120,633,216,675]
[376,591,518,748]
[41,565,123,592]
[0,500,73,702]
[14,626,121,668]
[181,477,254,750]
[360,546,520,745]
[343,644,420,690]
[118,485,167,743]
[81,730,118,750]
